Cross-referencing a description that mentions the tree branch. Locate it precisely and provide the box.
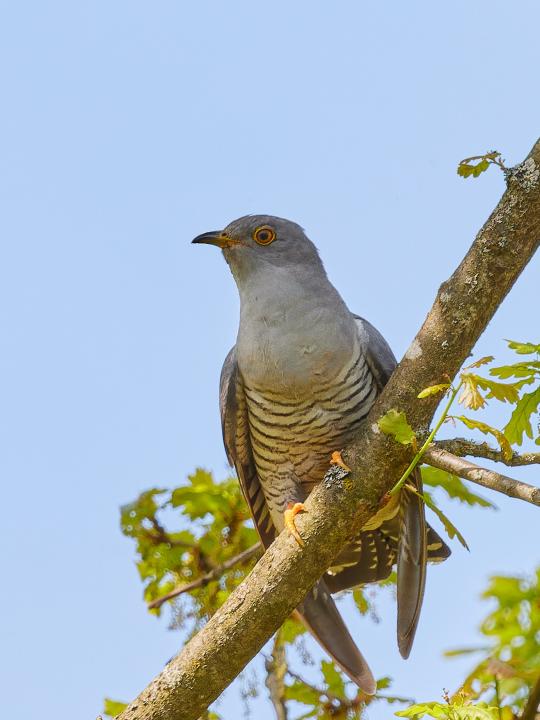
[118,138,540,720]
[147,543,262,610]
[521,673,540,720]
[424,446,540,506]
[435,438,540,467]
[264,634,288,720]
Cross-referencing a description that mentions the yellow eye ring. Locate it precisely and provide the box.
[253,225,276,245]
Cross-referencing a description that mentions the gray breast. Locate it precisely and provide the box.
[242,340,377,530]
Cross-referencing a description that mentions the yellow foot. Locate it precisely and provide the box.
[330,450,351,473]
[284,502,306,547]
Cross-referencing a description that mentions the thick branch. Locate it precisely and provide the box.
[424,447,540,506]
[435,438,540,467]
[119,139,540,720]
[147,543,262,610]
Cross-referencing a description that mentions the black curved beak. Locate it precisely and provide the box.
[191,230,227,248]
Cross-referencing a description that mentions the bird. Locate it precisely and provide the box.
[193,215,450,694]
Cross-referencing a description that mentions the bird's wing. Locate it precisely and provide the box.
[353,315,397,390]
[353,316,443,658]
[220,346,276,549]
[219,346,376,693]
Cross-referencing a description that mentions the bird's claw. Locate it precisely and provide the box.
[284,502,306,547]
[330,450,351,473]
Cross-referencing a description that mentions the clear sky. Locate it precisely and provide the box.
[1,2,539,719]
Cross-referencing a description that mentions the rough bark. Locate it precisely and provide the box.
[434,438,540,467]
[424,446,540,506]
[119,139,540,720]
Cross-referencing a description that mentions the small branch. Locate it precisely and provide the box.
[424,447,540,507]
[521,673,540,720]
[435,438,540,467]
[143,518,195,548]
[459,151,508,172]
[264,634,288,720]
[389,383,461,496]
[147,543,262,610]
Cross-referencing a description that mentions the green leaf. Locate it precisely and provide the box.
[395,702,449,718]
[458,157,490,179]
[506,339,540,355]
[170,469,233,517]
[120,488,167,537]
[458,375,487,410]
[353,588,370,615]
[421,467,495,509]
[417,384,450,399]
[490,361,540,379]
[378,409,416,445]
[457,151,502,180]
[465,356,495,369]
[321,660,346,698]
[103,698,128,718]
[376,676,393,691]
[409,486,469,550]
[396,702,499,719]
[504,387,540,445]
[378,570,398,587]
[452,416,513,461]
[284,680,321,705]
[469,375,520,404]
[280,617,306,643]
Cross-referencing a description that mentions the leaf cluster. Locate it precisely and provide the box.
[120,468,259,624]
[377,340,539,555]
[396,696,499,719]
[453,341,540,455]
[457,151,505,179]
[106,468,397,718]
[447,568,540,717]
[284,669,410,719]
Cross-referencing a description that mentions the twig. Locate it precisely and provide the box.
[143,518,195,548]
[424,447,540,507]
[264,633,288,720]
[521,672,540,720]
[147,543,262,610]
[434,438,540,467]
[459,151,508,172]
[389,383,461,496]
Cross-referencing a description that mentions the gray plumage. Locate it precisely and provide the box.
[194,215,450,693]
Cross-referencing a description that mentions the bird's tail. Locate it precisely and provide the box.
[295,579,376,694]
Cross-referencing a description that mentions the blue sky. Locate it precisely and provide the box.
[1,2,539,718]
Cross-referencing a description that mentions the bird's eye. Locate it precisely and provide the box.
[253,226,276,245]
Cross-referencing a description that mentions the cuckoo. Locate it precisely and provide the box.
[193,215,450,694]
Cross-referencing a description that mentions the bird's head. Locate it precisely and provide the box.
[192,214,325,285]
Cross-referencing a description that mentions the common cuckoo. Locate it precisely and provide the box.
[193,215,450,693]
